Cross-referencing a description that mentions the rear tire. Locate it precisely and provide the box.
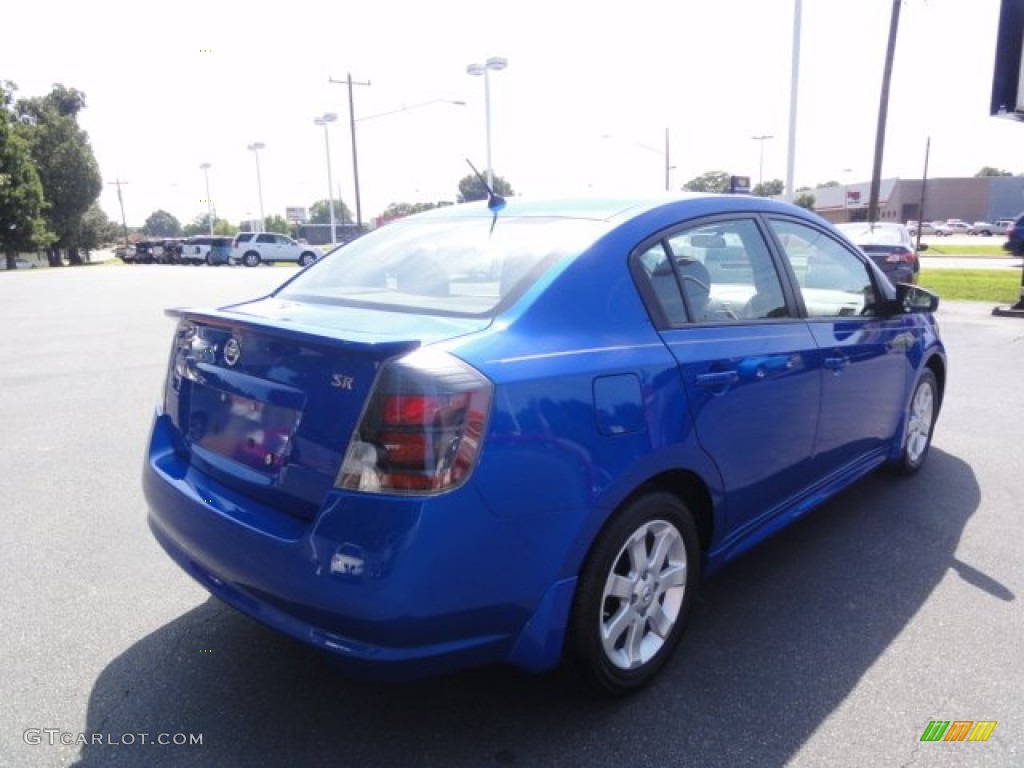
[567,492,699,695]
[242,251,260,267]
[890,369,938,475]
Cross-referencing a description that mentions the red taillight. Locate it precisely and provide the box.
[886,247,915,264]
[337,349,492,495]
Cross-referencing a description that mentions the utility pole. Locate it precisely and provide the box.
[329,73,371,229]
[915,137,930,254]
[106,178,130,248]
[868,0,902,224]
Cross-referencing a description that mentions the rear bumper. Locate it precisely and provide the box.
[143,414,573,678]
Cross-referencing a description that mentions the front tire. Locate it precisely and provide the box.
[242,251,261,267]
[568,492,699,695]
[299,252,316,267]
[891,369,938,475]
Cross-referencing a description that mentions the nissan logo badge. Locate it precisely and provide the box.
[223,337,242,366]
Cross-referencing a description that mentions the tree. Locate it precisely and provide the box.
[752,179,785,197]
[14,83,102,266]
[380,201,446,218]
[0,87,51,267]
[182,214,237,237]
[682,171,732,193]
[263,214,290,234]
[975,166,1014,177]
[794,192,816,210]
[819,180,841,188]
[78,202,120,252]
[309,199,354,226]
[144,209,181,237]
[457,173,515,203]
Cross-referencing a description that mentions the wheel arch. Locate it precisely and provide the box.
[925,352,946,412]
[626,469,714,553]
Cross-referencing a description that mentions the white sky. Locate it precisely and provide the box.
[4,0,1022,228]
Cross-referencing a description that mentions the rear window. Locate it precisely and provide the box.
[277,215,606,316]
[835,223,908,246]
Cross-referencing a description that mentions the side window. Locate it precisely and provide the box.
[664,218,790,321]
[275,235,292,245]
[632,242,690,326]
[256,234,275,244]
[769,219,878,318]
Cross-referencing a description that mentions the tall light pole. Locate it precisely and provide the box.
[199,162,213,235]
[247,142,266,231]
[601,129,674,191]
[751,135,774,190]
[466,56,508,189]
[786,0,802,201]
[328,74,371,229]
[314,113,338,245]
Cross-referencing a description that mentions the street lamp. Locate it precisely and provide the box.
[466,56,508,189]
[751,135,774,190]
[247,142,266,231]
[602,127,675,191]
[328,75,465,227]
[199,162,213,235]
[314,113,338,245]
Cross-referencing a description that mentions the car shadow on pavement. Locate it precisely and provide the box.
[72,448,989,768]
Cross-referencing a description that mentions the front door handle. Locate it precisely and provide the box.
[825,356,849,372]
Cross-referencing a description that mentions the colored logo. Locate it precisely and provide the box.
[223,338,241,367]
[920,720,997,742]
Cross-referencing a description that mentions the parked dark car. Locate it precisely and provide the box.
[132,240,157,263]
[144,195,946,693]
[834,222,923,284]
[1004,212,1024,255]
[206,236,234,266]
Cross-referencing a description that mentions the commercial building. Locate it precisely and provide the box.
[811,176,1024,224]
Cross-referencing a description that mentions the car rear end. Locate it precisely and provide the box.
[834,223,919,284]
[143,208,614,677]
[207,236,234,265]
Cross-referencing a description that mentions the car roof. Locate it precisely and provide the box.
[408,193,814,225]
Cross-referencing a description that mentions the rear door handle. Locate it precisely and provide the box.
[696,371,739,390]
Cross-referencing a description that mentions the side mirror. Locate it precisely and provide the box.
[892,283,939,314]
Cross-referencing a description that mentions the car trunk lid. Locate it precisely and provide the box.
[162,298,490,520]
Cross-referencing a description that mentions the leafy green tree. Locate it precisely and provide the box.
[144,209,181,237]
[379,201,447,219]
[309,199,354,226]
[975,166,1013,177]
[682,171,732,193]
[752,179,785,197]
[819,180,841,188]
[263,214,290,234]
[457,173,514,203]
[14,83,102,266]
[0,88,51,267]
[78,202,120,251]
[794,192,816,210]
[182,214,237,237]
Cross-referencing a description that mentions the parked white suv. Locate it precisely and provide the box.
[232,232,320,267]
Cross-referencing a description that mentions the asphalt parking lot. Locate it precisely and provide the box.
[1,265,1021,767]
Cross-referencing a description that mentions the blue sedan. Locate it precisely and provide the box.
[144,194,945,693]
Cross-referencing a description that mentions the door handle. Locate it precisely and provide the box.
[825,356,849,372]
[696,371,739,390]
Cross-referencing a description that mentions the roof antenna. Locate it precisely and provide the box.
[465,159,506,212]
